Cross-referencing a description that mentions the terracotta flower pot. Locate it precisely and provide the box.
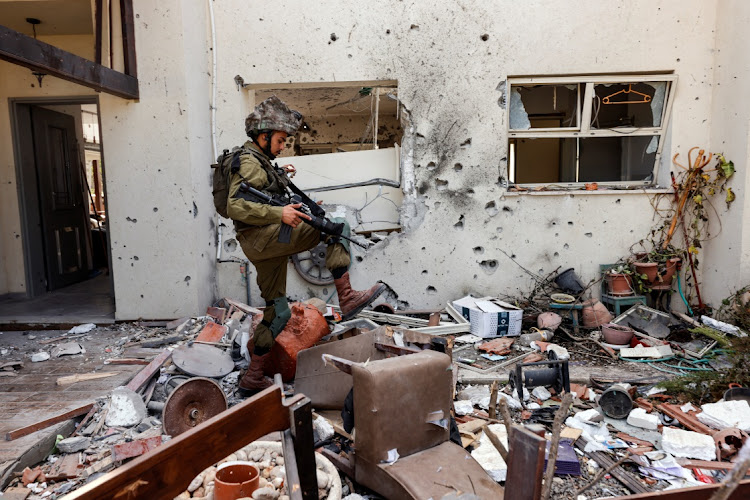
[605,273,634,297]
[581,299,613,328]
[214,462,260,500]
[601,323,635,345]
[634,258,680,291]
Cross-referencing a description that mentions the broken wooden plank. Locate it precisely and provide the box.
[505,425,546,500]
[576,437,649,494]
[0,25,138,99]
[206,307,227,325]
[658,403,714,435]
[46,453,81,480]
[223,298,262,316]
[56,372,118,386]
[621,480,750,499]
[675,458,750,473]
[5,403,94,441]
[125,350,172,393]
[104,358,151,365]
[72,405,99,437]
[64,387,305,500]
[321,354,355,375]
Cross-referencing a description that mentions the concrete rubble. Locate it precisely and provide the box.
[1,285,749,500]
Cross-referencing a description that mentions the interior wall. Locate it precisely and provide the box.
[210,0,722,309]
[0,35,96,295]
[704,0,750,306]
[295,113,402,151]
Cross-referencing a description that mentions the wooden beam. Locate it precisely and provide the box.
[5,403,94,441]
[286,397,318,499]
[0,25,138,99]
[620,480,750,499]
[119,0,137,77]
[65,387,304,500]
[94,0,103,65]
[125,349,171,392]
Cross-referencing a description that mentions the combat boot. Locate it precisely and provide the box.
[237,353,273,397]
[334,271,386,320]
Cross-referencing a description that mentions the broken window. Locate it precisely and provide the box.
[245,82,404,233]
[507,75,676,186]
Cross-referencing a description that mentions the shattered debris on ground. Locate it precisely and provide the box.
[1,284,749,499]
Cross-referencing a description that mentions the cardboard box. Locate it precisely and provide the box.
[452,296,523,338]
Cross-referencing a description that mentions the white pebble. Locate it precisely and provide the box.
[188,473,204,492]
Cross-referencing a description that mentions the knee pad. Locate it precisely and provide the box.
[268,296,291,338]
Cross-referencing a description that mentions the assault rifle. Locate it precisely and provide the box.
[237,182,368,249]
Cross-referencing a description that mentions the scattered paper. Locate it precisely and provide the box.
[68,323,96,334]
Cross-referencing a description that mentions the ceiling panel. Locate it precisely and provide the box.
[0,0,93,36]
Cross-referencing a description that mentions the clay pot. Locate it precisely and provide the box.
[605,273,634,297]
[581,299,613,328]
[601,323,635,345]
[633,258,680,290]
[537,312,562,331]
[214,462,259,500]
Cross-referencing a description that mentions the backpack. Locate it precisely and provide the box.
[211,147,244,219]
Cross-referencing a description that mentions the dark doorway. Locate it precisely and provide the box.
[3,97,113,323]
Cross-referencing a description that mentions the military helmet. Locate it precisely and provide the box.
[245,96,303,137]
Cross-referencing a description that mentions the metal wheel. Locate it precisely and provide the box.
[163,377,228,436]
[291,242,334,285]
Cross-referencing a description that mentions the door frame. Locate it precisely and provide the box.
[8,96,113,299]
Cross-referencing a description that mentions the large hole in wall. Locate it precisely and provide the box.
[251,82,405,234]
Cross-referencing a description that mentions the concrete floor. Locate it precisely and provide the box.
[0,274,115,325]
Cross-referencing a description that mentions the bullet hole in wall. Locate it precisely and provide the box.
[418,182,428,195]
[460,138,472,147]
[330,33,338,42]
[436,179,448,191]
[585,232,593,238]
[422,270,428,275]
[497,227,503,233]
[356,256,363,262]
[454,215,465,230]
[386,29,391,34]
[223,238,237,253]
[568,221,574,226]
[410,24,419,30]
[184,276,191,285]
[426,286,437,294]
[434,202,442,209]
[481,34,489,41]
[126,217,137,223]
[133,256,139,261]
[473,246,484,255]
[479,260,498,275]
[502,206,513,213]
[454,163,463,171]
[153,207,158,212]
[427,161,437,171]
[554,252,559,257]
[485,201,498,217]
[616,199,621,204]
[193,202,198,218]
[563,243,569,250]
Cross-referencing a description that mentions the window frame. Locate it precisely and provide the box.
[507,74,678,188]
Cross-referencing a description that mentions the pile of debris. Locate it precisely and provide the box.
[1,286,749,499]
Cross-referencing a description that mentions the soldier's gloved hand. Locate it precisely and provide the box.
[281,203,311,228]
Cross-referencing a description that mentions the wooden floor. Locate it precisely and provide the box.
[0,329,140,486]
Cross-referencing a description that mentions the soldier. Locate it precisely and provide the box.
[227,96,386,396]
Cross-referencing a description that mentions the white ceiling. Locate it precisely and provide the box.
[0,0,93,36]
[255,86,399,118]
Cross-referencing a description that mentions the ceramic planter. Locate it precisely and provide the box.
[634,258,681,290]
[605,273,634,296]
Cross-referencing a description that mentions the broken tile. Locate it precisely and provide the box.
[111,436,162,461]
[196,322,228,343]
[478,337,515,355]
[51,342,86,357]
[30,352,50,362]
[661,427,716,461]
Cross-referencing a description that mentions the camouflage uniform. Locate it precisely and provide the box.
[226,141,350,352]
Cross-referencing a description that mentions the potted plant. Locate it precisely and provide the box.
[604,264,635,297]
[631,245,683,293]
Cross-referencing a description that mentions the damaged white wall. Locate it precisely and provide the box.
[211,0,730,309]
[3,0,747,318]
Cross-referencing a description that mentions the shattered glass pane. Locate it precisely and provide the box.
[592,82,667,129]
[509,84,578,130]
[579,136,658,182]
[509,88,531,130]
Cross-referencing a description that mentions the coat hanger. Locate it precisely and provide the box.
[602,84,652,104]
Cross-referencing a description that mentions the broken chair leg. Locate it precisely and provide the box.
[541,393,574,500]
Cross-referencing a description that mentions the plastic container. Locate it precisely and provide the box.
[214,462,260,500]
[518,329,554,346]
[554,268,585,294]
